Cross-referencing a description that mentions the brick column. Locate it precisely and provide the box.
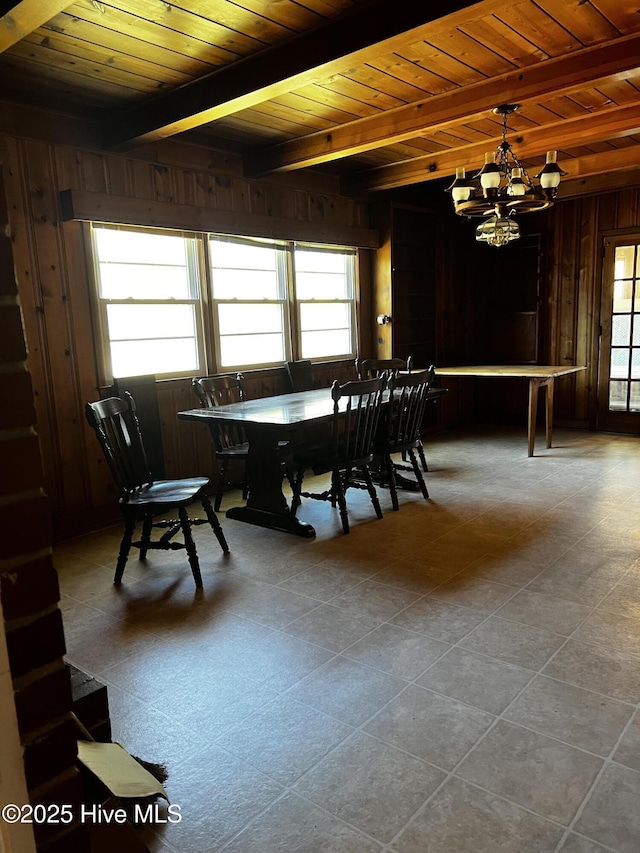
[0,169,89,851]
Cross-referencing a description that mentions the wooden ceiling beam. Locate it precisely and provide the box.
[246,32,640,175]
[342,103,640,193]
[0,0,73,52]
[101,0,509,150]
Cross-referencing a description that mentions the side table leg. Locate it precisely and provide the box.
[528,379,542,457]
[545,377,555,448]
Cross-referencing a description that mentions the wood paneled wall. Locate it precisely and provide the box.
[0,128,368,539]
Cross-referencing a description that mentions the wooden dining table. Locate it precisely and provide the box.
[435,365,586,456]
[179,386,442,537]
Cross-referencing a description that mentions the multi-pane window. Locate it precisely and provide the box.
[294,246,356,360]
[609,244,640,412]
[209,236,289,369]
[92,225,203,379]
[90,224,357,379]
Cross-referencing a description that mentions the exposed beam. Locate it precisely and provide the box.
[0,0,72,52]
[101,0,508,150]
[559,167,640,201]
[59,190,379,249]
[246,32,640,175]
[342,103,640,193]
[556,147,640,190]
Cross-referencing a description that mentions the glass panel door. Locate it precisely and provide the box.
[598,237,640,432]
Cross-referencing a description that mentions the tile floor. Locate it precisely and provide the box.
[56,426,640,853]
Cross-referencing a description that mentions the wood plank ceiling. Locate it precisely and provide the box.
[1,0,640,197]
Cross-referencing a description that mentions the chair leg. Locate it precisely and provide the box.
[408,448,429,500]
[139,513,153,560]
[178,506,203,588]
[290,466,305,516]
[332,470,350,534]
[360,465,383,520]
[201,495,229,554]
[115,515,136,584]
[215,460,229,512]
[417,441,429,472]
[384,453,400,511]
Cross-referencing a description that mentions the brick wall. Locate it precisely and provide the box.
[0,168,89,851]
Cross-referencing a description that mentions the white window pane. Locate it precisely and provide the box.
[614,245,636,279]
[296,272,350,300]
[99,263,192,299]
[295,248,349,274]
[95,227,189,266]
[612,315,631,346]
[220,333,284,367]
[209,238,280,271]
[111,338,199,377]
[107,304,197,341]
[609,380,627,411]
[218,303,283,335]
[610,348,629,379]
[301,329,351,359]
[212,268,280,300]
[300,302,350,331]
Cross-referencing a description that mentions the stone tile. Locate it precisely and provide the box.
[417,647,533,714]
[368,557,458,594]
[459,617,565,670]
[457,721,603,825]
[526,570,613,607]
[344,624,450,680]
[216,696,352,785]
[331,580,422,622]
[363,684,494,770]
[496,589,592,636]
[542,639,640,704]
[277,563,369,601]
[572,609,640,657]
[280,603,378,653]
[613,710,640,772]
[222,792,382,853]
[598,581,640,619]
[390,598,486,643]
[220,579,319,628]
[504,676,634,756]
[294,731,444,843]
[153,744,284,853]
[285,656,405,726]
[426,577,516,613]
[393,778,563,853]
[574,763,640,853]
[466,554,547,587]
[232,631,334,692]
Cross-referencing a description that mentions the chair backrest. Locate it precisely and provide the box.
[385,366,435,448]
[191,374,247,450]
[85,393,152,499]
[329,376,385,463]
[285,360,314,392]
[113,374,165,478]
[356,357,407,380]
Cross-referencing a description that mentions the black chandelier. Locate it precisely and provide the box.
[446,104,566,247]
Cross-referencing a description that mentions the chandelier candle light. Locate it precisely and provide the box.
[446,104,566,247]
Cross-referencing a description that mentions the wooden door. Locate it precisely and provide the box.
[598,236,640,432]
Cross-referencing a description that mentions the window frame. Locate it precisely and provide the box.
[87,222,360,381]
[89,223,208,384]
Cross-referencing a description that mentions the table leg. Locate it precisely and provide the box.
[225,423,315,538]
[527,378,543,457]
[545,377,554,448]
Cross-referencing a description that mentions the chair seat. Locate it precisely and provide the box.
[122,477,210,508]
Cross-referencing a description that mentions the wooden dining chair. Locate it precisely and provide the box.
[85,392,229,588]
[374,367,435,510]
[355,357,406,381]
[356,355,429,471]
[285,359,314,392]
[191,374,250,511]
[290,377,385,534]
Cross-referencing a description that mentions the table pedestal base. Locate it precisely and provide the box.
[226,505,315,538]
